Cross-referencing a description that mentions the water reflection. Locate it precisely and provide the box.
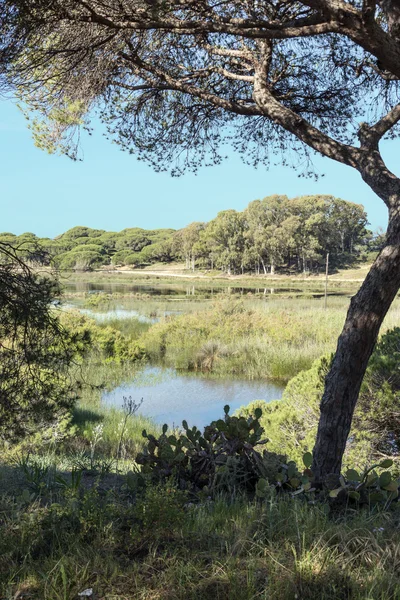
[102,366,284,429]
[63,281,316,297]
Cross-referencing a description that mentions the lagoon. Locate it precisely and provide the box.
[102,366,284,429]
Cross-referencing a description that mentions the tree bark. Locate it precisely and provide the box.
[261,257,267,275]
[303,252,307,274]
[312,210,400,481]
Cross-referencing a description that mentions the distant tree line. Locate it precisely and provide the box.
[1,195,380,274]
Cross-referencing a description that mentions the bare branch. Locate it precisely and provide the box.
[119,51,260,117]
[369,103,400,140]
[253,41,359,168]
[214,68,254,83]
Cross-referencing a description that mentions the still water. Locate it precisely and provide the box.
[102,366,284,429]
[65,306,158,323]
[64,281,318,297]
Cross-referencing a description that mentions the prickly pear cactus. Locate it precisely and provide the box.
[136,405,271,493]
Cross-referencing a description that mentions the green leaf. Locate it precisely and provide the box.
[256,478,269,497]
[346,469,361,482]
[379,459,393,469]
[387,490,399,501]
[290,477,300,489]
[383,481,398,492]
[21,489,31,503]
[303,452,313,469]
[365,473,378,487]
[142,429,147,438]
[369,491,385,504]
[348,491,360,501]
[182,420,188,431]
[379,471,392,488]
[174,452,185,462]
[224,405,230,415]
[254,408,262,420]
[162,424,168,435]
[329,487,342,498]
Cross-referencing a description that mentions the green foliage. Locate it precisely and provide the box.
[3,407,400,599]
[0,244,92,442]
[59,311,147,364]
[140,298,344,380]
[137,405,281,493]
[0,195,374,272]
[239,327,400,468]
[253,452,400,512]
[328,459,400,507]
[132,480,188,538]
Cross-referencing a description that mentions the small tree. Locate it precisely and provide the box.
[0,243,85,441]
[2,0,400,479]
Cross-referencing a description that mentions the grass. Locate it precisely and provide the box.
[66,293,400,383]
[3,284,400,598]
[138,297,350,381]
[96,315,152,337]
[5,264,400,598]
[65,355,159,460]
[1,465,400,599]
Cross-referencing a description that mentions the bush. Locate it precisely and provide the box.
[239,328,400,469]
[132,481,187,539]
[0,245,90,442]
[136,405,284,494]
[60,311,147,364]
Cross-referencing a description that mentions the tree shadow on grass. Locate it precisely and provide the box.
[71,406,104,427]
[0,459,125,498]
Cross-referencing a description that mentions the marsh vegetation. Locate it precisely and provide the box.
[2,272,400,599]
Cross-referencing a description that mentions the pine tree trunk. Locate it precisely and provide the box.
[312,214,400,481]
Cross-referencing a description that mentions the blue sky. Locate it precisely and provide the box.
[0,99,394,239]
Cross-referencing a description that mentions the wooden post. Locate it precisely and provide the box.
[324,252,329,310]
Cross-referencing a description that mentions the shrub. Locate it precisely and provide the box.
[239,328,400,469]
[136,405,284,494]
[60,311,147,364]
[0,245,91,442]
[132,481,187,538]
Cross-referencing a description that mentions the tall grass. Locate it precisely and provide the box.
[139,298,345,381]
[2,482,400,599]
[96,315,151,338]
[139,296,400,382]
